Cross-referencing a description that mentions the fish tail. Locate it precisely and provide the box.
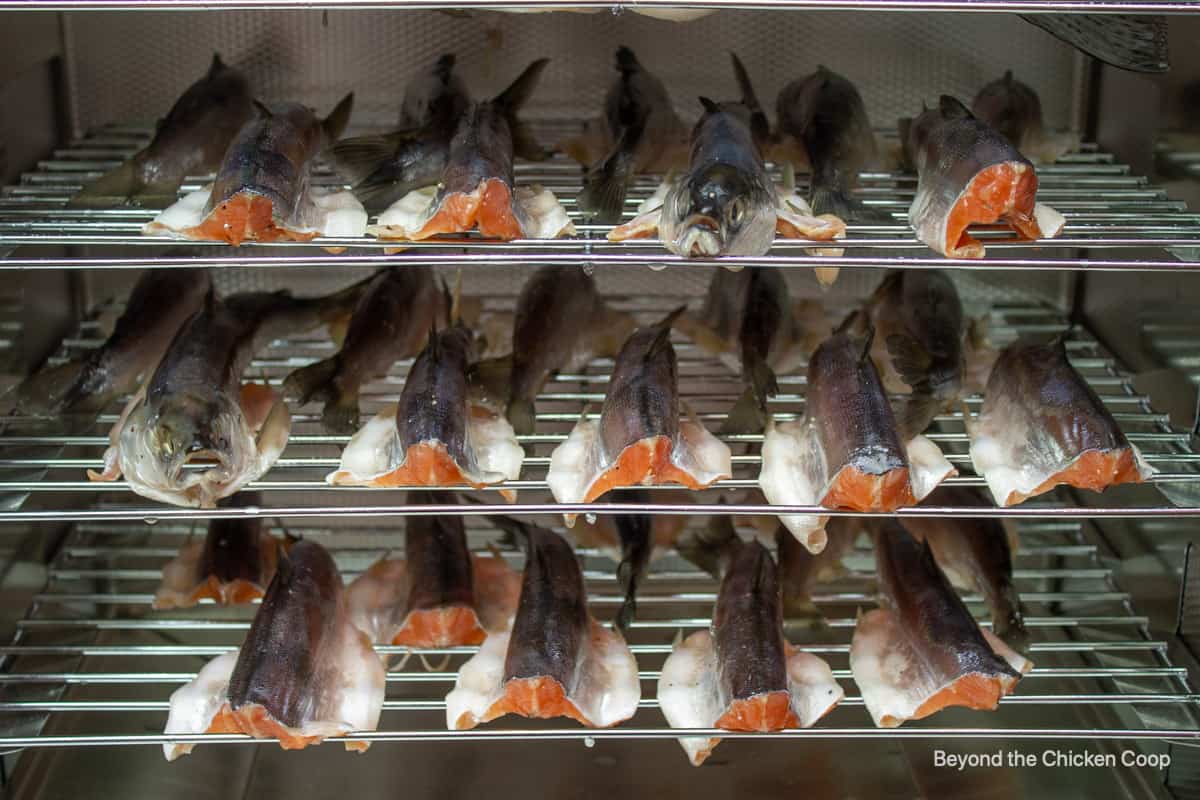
[507,396,537,439]
[322,92,356,143]
[729,52,771,143]
[809,184,890,223]
[67,160,178,210]
[614,559,639,633]
[327,132,410,186]
[321,387,362,435]
[495,58,550,162]
[282,356,341,406]
[578,127,640,224]
[1019,14,1168,73]
[676,511,741,580]
[12,359,101,416]
[720,353,776,435]
[615,45,640,73]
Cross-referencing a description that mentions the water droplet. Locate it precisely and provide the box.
[583,736,595,748]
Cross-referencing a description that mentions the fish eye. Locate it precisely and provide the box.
[729,198,746,227]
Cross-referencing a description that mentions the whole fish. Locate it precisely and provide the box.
[658,538,843,765]
[329,53,472,211]
[902,486,1029,653]
[445,518,640,729]
[327,321,524,499]
[89,281,364,507]
[576,46,688,224]
[283,267,448,434]
[163,540,385,759]
[70,54,255,209]
[12,267,210,418]
[850,520,1030,728]
[608,54,845,283]
[972,71,1080,164]
[146,94,364,245]
[759,321,955,552]
[546,308,732,524]
[369,59,573,242]
[499,265,635,437]
[967,335,1153,506]
[775,66,887,222]
[903,95,1064,258]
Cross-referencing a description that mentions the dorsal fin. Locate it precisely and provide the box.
[729,52,762,113]
[493,58,549,111]
[698,96,720,114]
[208,53,225,77]
[646,305,686,360]
[252,100,273,118]
[615,46,639,74]
[1003,69,1014,84]
[939,95,973,120]
[322,92,355,142]
[434,53,456,82]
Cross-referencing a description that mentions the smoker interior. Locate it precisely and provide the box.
[1,6,1200,800]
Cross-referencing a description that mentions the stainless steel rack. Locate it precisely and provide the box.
[0,1,1188,12]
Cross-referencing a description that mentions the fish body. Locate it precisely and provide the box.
[13,268,211,417]
[850,520,1030,727]
[776,516,857,622]
[163,540,385,759]
[1020,14,1168,73]
[776,66,884,222]
[972,71,1079,164]
[967,336,1153,506]
[283,267,446,433]
[905,95,1064,258]
[71,54,255,208]
[446,521,640,729]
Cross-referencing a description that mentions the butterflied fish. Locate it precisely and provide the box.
[658,538,843,765]
[328,53,471,211]
[775,66,887,223]
[777,516,858,624]
[12,267,210,418]
[546,308,732,526]
[1020,14,1168,74]
[902,486,1029,654]
[89,282,364,508]
[284,267,448,434]
[154,492,291,609]
[850,520,1030,728]
[609,54,845,283]
[146,94,367,246]
[70,54,255,209]
[758,321,955,553]
[163,540,385,759]
[345,491,521,649]
[327,321,524,500]
[572,46,688,224]
[967,335,1153,506]
[972,71,1080,164]
[369,59,573,242]
[903,95,1064,258]
[445,518,640,729]
[496,265,635,437]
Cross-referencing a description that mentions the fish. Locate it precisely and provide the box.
[775,65,888,223]
[966,335,1154,506]
[1020,14,1168,74]
[546,308,732,526]
[445,518,640,729]
[328,53,472,211]
[70,54,255,209]
[283,267,448,434]
[497,265,636,437]
[903,95,1065,259]
[326,319,524,500]
[89,281,364,508]
[675,267,810,435]
[11,267,211,419]
[162,539,386,759]
[971,71,1080,164]
[776,515,858,623]
[344,491,522,649]
[850,519,1031,728]
[901,486,1029,654]
[145,93,367,246]
[608,54,845,284]
[574,46,689,224]
[658,538,843,765]
[153,492,292,609]
[758,320,955,553]
[368,59,573,242]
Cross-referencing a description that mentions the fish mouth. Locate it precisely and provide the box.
[674,216,724,257]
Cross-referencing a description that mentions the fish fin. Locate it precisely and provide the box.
[720,386,767,436]
[321,387,362,435]
[326,131,418,186]
[12,359,97,416]
[809,185,891,223]
[614,558,639,633]
[434,53,457,80]
[894,392,941,440]
[67,160,177,210]
[1003,69,1014,84]
[208,53,226,76]
[253,100,273,118]
[646,306,686,360]
[938,95,973,120]
[615,45,639,72]
[676,510,741,580]
[469,353,515,409]
[282,356,340,405]
[729,52,762,113]
[885,333,933,388]
[698,96,721,114]
[493,58,550,112]
[579,124,642,224]
[322,92,356,142]
[1020,13,1168,73]
[507,397,537,440]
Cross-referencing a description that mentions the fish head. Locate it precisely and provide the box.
[662,164,775,257]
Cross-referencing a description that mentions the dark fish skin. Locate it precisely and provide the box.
[714,540,789,703]
[198,492,267,585]
[395,325,479,468]
[972,71,1044,154]
[807,326,907,478]
[599,309,684,461]
[502,524,588,687]
[226,539,343,728]
[675,507,740,581]
[904,96,1030,195]
[437,102,518,206]
[863,269,965,438]
[400,53,471,129]
[777,516,856,619]
[601,488,654,632]
[902,486,1029,654]
[13,268,211,416]
[283,267,445,433]
[775,66,883,222]
[404,491,474,615]
[70,54,254,207]
[874,519,1020,683]
[1020,14,1167,74]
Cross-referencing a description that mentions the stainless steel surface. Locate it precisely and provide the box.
[0,1,1190,11]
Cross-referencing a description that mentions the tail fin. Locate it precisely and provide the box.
[720,352,777,435]
[578,124,641,224]
[321,387,363,435]
[282,356,340,404]
[1020,14,1168,73]
[207,52,226,76]
[67,159,177,210]
[676,511,741,580]
[433,53,457,81]
[507,397,537,439]
[327,131,412,185]
[12,359,98,416]
[494,59,550,161]
[615,45,640,73]
[729,52,770,144]
[322,92,356,143]
[810,184,891,223]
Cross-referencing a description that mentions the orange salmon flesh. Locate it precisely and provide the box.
[206,702,367,751]
[821,465,915,512]
[188,576,265,607]
[945,162,1041,258]
[1004,447,1144,506]
[184,192,318,247]
[900,673,1008,726]
[714,691,799,732]
[392,606,486,648]
[356,442,482,489]
[470,676,594,728]
[583,435,719,503]
[409,179,525,241]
